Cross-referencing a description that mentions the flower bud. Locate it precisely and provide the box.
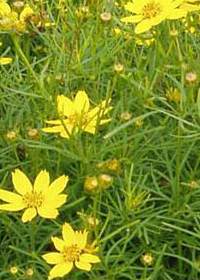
[120,112,132,121]
[84,176,99,192]
[107,158,120,173]
[185,72,197,84]
[88,216,99,228]
[113,63,124,73]
[100,12,112,22]
[27,128,38,139]
[6,130,17,140]
[10,266,18,274]
[98,174,113,188]
[26,268,34,276]
[141,253,154,266]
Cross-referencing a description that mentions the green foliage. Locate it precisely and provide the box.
[1,0,200,279]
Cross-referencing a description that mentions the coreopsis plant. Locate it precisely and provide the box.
[121,0,187,34]
[42,223,100,280]
[42,90,112,138]
[0,169,68,222]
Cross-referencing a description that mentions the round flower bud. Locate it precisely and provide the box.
[169,29,178,37]
[98,174,113,188]
[84,176,99,192]
[26,268,34,276]
[185,72,197,83]
[88,216,99,228]
[113,63,124,73]
[189,180,199,189]
[100,12,112,22]
[96,161,106,170]
[27,128,38,139]
[141,253,154,266]
[135,118,143,127]
[107,158,120,173]
[120,112,132,121]
[13,1,25,12]
[6,130,17,140]
[10,266,18,274]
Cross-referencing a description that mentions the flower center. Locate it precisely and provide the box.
[68,113,89,127]
[62,245,82,262]
[23,192,44,208]
[142,1,162,19]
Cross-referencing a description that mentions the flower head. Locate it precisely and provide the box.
[42,223,100,279]
[42,90,112,138]
[121,0,186,34]
[0,169,68,222]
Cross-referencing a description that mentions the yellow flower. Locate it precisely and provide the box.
[19,4,34,21]
[0,169,68,222]
[42,90,112,138]
[0,57,13,65]
[121,0,186,34]
[42,223,100,280]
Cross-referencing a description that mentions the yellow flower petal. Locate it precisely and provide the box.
[83,125,96,134]
[74,91,90,113]
[167,8,186,19]
[20,4,34,21]
[22,207,37,222]
[124,1,143,13]
[0,2,11,15]
[74,230,88,249]
[79,253,100,263]
[0,57,13,65]
[75,260,91,271]
[44,194,67,208]
[51,237,64,251]
[121,15,142,23]
[135,19,153,34]
[45,120,62,125]
[60,130,70,138]
[57,95,75,116]
[48,262,73,280]
[37,206,58,219]
[0,189,23,203]
[34,170,50,192]
[42,252,62,264]
[42,126,64,133]
[48,175,69,195]
[62,223,75,246]
[12,169,33,195]
[0,203,25,211]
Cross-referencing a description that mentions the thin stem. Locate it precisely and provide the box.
[11,34,46,96]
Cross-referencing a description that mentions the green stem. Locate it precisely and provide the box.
[11,34,46,95]
[174,121,182,209]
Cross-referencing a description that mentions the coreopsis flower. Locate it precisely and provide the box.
[42,223,100,280]
[42,90,112,138]
[0,169,68,222]
[121,0,186,34]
